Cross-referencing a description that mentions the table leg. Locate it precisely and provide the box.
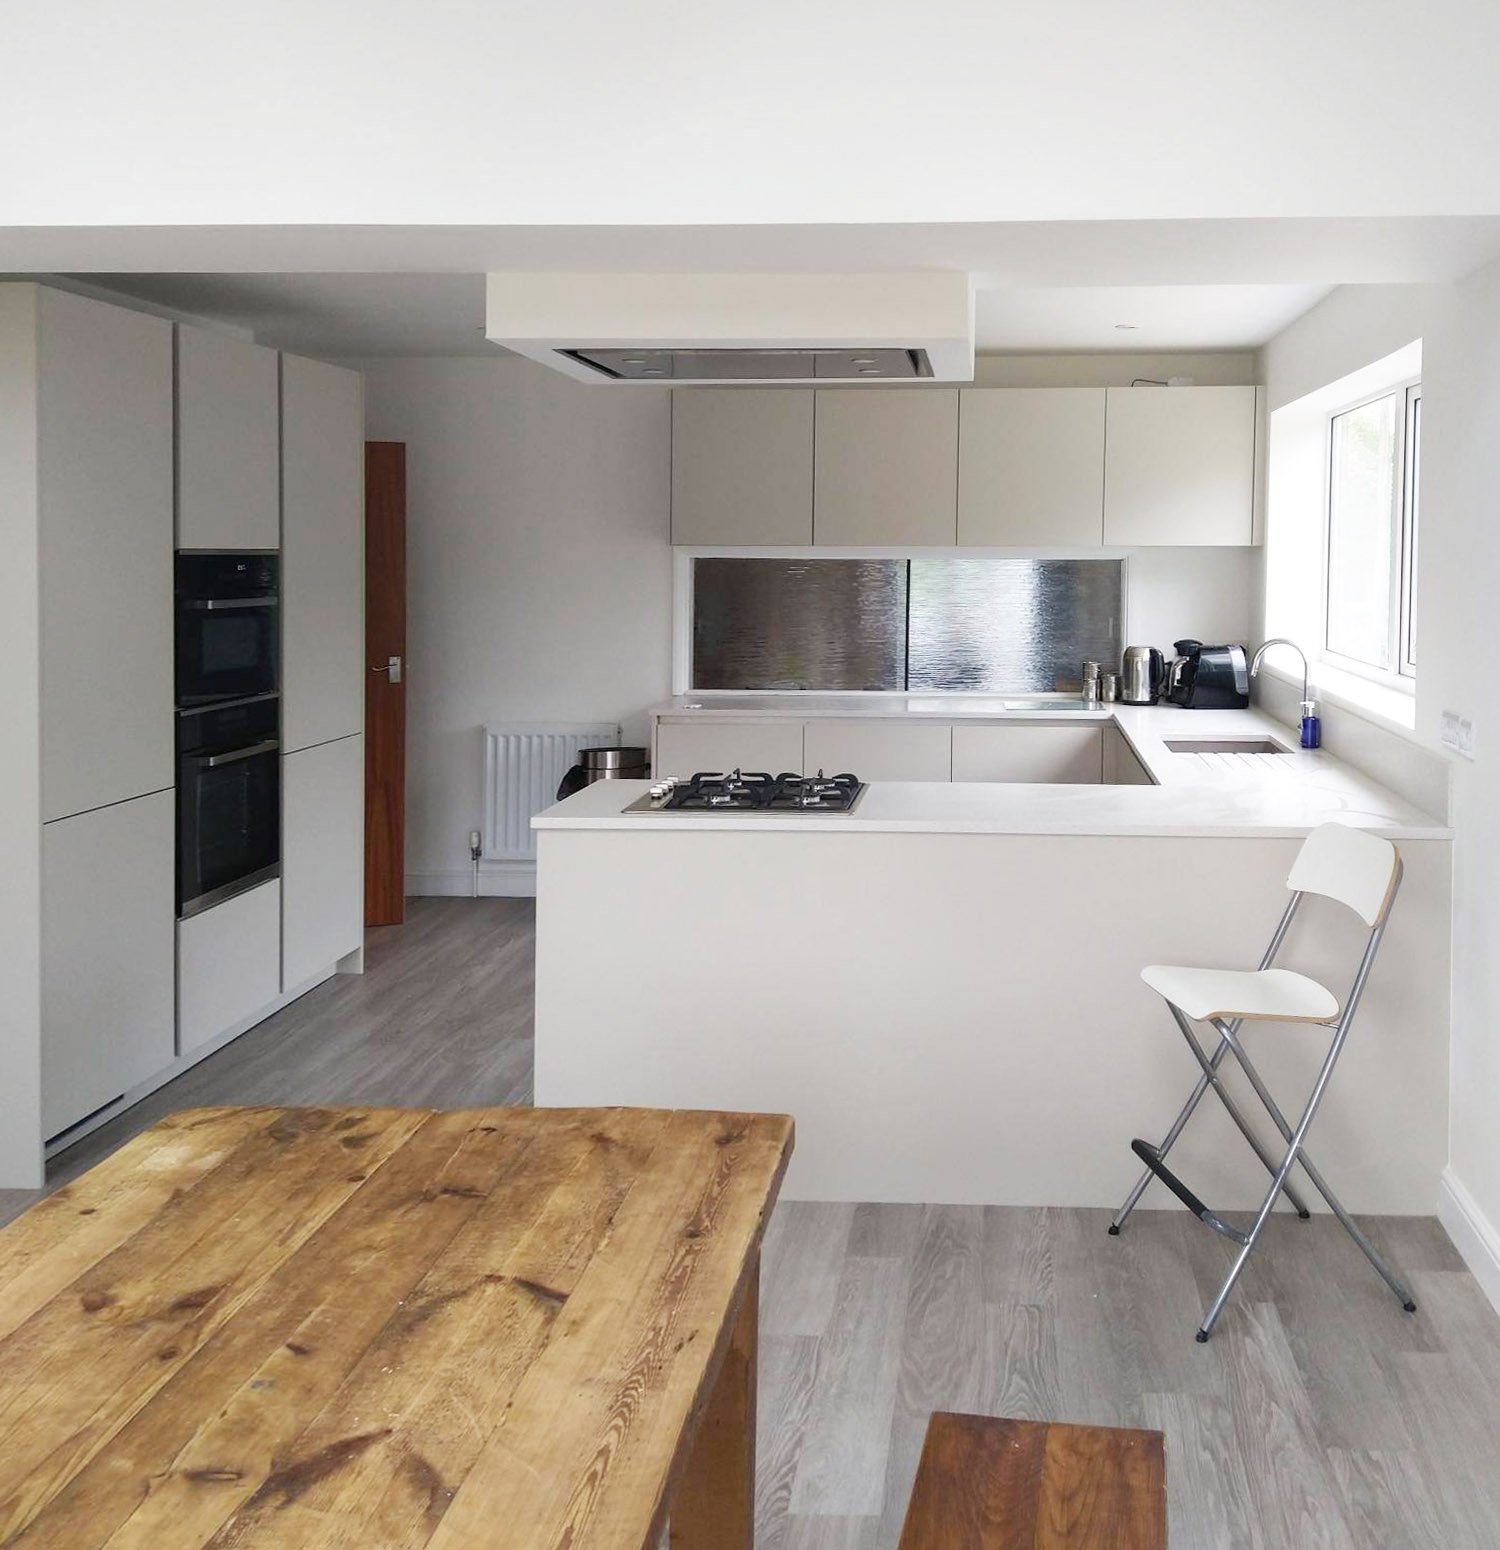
[670,1254,759,1550]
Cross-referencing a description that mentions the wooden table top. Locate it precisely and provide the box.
[0,1104,793,1548]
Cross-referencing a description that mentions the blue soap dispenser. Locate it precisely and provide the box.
[1300,698,1322,750]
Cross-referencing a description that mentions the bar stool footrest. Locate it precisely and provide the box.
[1130,1139,1249,1247]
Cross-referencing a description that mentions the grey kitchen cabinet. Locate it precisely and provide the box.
[813,388,959,545]
[802,720,951,781]
[177,880,282,1056]
[35,286,174,822]
[672,389,814,544]
[958,388,1106,546]
[282,354,365,755]
[41,789,175,1137]
[282,735,365,991]
[654,720,805,778]
[1103,385,1257,546]
[176,324,280,550]
[950,723,1104,784]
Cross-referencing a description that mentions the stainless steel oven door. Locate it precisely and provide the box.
[178,737,281,918]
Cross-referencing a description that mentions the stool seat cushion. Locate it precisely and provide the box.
[1142,963,1339,1024]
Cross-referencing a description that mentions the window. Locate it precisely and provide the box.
[1324,380,1421,682]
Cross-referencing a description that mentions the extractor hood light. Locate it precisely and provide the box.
[1114,323,1139,331]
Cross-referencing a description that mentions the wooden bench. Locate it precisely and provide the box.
[898,1412,1166,1550]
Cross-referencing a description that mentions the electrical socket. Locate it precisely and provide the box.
[468,829,483,861]
[1440,710,1476,760]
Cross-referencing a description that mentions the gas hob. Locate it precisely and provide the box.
[625,770,866,815]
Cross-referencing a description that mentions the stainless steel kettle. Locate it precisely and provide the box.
[1120,646,1165,705]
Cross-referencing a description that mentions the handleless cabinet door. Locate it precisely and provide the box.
[654,721,804,779]
[958,388,1106,545]
[951,723,1104,784]
[282,735,364,991]
[282,355,364,754]
[42,789,175,1137]
[177,880,281,1055]
[37,288,174,822]
[672,389,813,544]
[814,389,959,545]
[1103,385,1256,546]
[803,720,951,781]
[176,324,280,550]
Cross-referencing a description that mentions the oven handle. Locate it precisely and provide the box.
[181,596,278,611]
[194,738,280,768]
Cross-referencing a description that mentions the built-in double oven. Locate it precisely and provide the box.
[175,553,281,919]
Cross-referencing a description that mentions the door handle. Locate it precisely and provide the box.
[371,655,403,684]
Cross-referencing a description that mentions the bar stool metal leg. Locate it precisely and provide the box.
[1210,1018,1416,1313]
[1111,895,1312,1235]
[1197,920,1395,1341]
[1110,1008,1312,1235]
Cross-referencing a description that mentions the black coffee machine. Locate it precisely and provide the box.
[1165,640,1251,709]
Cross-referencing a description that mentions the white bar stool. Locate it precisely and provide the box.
[1111,821,1417,1342]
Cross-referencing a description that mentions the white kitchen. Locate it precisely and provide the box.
[3,6,1500,1547]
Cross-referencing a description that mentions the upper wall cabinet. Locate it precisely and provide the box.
[958,388,1106,546]
[814,388,959,545]
[672,389,813,544]
[282,354,364,754]
[176,325,280,550]
[37,288,174,822]
[1102,385,1257,546]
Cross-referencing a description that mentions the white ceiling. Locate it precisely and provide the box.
[36,212,1499,360]
[73,272,1340,359]
[974,285,1334,353]
[7,3,1500,229]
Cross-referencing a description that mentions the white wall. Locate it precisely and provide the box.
[1260,265,1500,1308]
[6,4,1500,226]
[358,355,672,894]
[1414,259,1500,1308]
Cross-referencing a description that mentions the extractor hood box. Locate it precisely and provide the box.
[485,272,974,384]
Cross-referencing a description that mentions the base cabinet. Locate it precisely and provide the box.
[803,720,951,781]
[177,880,281,1057]
[41,790,175,1137]
[283,735,364,991]
[655,721,804,779]
[951,724,1104,784]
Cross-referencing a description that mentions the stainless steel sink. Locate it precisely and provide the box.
[1165,737,1294,755]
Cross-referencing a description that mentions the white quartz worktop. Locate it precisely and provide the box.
[537,701,1448,838]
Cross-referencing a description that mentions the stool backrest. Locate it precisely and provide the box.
[1286,823,1401,928]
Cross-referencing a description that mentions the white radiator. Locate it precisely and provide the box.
[482,722,619,861]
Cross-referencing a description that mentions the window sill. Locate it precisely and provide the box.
[1261,661,1416,735]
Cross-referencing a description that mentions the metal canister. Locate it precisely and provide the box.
[1099,671,1119,703]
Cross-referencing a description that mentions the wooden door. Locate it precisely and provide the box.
[364,442,406,925]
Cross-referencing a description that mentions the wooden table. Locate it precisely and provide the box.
[0,1104,793,1548]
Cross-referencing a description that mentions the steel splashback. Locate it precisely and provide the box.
[691,556,1122,694]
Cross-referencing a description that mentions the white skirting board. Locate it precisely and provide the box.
[407,863,537,898]
[1439,1169,1500,1318]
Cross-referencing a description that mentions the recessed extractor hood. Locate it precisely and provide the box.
[561,346,934,381]
[486,272,974,385]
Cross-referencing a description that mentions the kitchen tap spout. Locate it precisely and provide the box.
[1250,637,1310,704]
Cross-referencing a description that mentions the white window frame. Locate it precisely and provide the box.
[1322,376,1421,690]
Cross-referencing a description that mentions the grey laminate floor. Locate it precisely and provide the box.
[7,898,1500,1547]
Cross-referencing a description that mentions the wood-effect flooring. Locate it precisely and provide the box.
[6,896,1500,1548]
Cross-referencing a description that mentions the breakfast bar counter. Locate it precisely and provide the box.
[533,713,1451,1212]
